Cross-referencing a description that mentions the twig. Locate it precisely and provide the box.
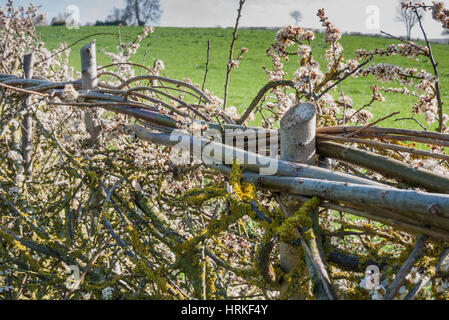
[339,84,347,126]
[237,80,296,125]
[0,82,48,97]
[380,30,428,54]
[64,241,108,299]
[255,234,281,288]
[403,277,429,300]
[199,40,211,105]
[414,8,444,132]
[404,248,449,300]
[223,0,246,109]
[394,116,428,131]
[384,235,428,300]
[35,33,120,66]
[98,62,154,74]
[118,75,212,104]
[347,112,400,137]
[345,97,376,123]
[317,56,373,100]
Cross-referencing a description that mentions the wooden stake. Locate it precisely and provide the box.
[81,41,101,146]
[80,41,103,235]
[279,103,336,300]
[21,52,34,180]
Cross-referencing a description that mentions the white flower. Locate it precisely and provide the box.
[337,95,353,107]
[189,122,206,135]
[154,59,165,72]
[360,271,379,292]
[8,150,22,162]
[247,112,255,123]
[228,60,239,69]
[82,292,92,300]
[297,45,311,57]
[346,59,359,72]
[142,26,155,37]
[405,267,421,284]
[223,106,239,121]
[131,180,142,192]
[292,64,323,91]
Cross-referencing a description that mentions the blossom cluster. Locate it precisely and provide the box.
[263,9,373,127]
[356,43,428,60]
[401,1,449,30]
[292,64,323,93]
[358,62,440,124]
[272,25,314,59]
[100,27,155,81]
[263,49,285,81]
[432,1,449,29]
[228,47,249,71]
[317,8,342,43]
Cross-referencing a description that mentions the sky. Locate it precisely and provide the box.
[2,0,449,39]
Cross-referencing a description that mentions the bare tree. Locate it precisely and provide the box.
[122,0,163,26]
[395,0,424,40]
[290,10,303,25]
[107,7,125,23]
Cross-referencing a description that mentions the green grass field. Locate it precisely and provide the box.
[36,26,449,130]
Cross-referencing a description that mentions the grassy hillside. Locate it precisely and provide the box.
[36,26,449,130]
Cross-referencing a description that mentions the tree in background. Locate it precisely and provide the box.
[122,0,163,26]
[107,7,127,25]
[51,13,66,26]
[395,0,425,39]
[98,7,127,26]
[290,10,303,25]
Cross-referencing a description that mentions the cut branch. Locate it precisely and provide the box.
[317,134,449,162]
[317,141,449,194]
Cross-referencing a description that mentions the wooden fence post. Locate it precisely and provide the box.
[81,41,101,146]
[279,103,336,300]
[80,41,102,233]
[21,52,34,180]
